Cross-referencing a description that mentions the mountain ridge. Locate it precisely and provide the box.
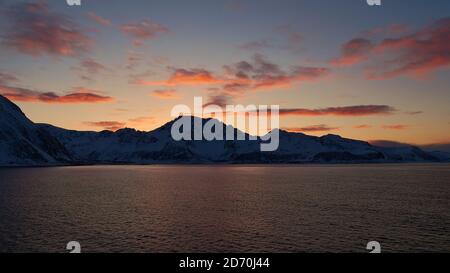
[0,94,448,166]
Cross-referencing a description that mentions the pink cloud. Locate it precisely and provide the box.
[0,85,113,104]
[222,54,330,92]
[137,54,330,106]
[332,17,450,78]
[279,105,395,117]
[331,38,374,66]
[138,54,329,91]
[369,18,450,78]
[2,2,92,57]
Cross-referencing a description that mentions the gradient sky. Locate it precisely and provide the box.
[0,0,449,145]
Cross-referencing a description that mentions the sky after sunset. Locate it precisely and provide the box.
[0,0,449,146]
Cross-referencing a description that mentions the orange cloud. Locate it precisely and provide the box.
[138,54,330,106]
[151,89,179,99]
[139,68,222,86]
[83,121,125,131]
[138,54,329,92]
[128,117,154,123]
[84,117,155,131]
[128,116,156,128]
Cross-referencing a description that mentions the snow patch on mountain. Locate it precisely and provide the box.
[0,95,444,166]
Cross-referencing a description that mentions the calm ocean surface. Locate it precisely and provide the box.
[0,164,449,253]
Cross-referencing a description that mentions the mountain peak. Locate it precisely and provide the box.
[0,94,27,118]
[0,94,447,166]
[0,94,33,128]
[322,134,342,139]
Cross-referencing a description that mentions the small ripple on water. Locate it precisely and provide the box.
[0,164,449,253]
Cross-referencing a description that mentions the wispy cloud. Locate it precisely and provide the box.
[331,38,373,66]
[405,111,423,115]
[278,105,395,117]
[0,75,113,104]
[138,54,329,107]
[362,24,409,37]
[238,25,303,53]
[381,124,408,130]
[137,55,329,92]
[369,18,450,78]
[72,58,111,81]
[83,121,125,131]
[128,116,156,128]
[0,72,19,85]
[1,87,113,104]
[1,2,92,57]
[151,89,179,99]
[283,124,339,133]
[222,54,330,92]
[84,116,155,131]
[80,58,108,74]
[125,51,144,70]
[87,12,111,26]
[120,19,169,46]
[332,17,450,79]
[239,39,272,51]
[138,68,222,86]
[203,94,232,108]
[354,124,372,129]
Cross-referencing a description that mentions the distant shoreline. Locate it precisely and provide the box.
[1,161,449,169]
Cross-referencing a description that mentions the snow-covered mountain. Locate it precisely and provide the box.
[0,95,72,166]
[0,95,447,166]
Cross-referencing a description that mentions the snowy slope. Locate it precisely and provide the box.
[0,95,72,166]
[0,95,443,166]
